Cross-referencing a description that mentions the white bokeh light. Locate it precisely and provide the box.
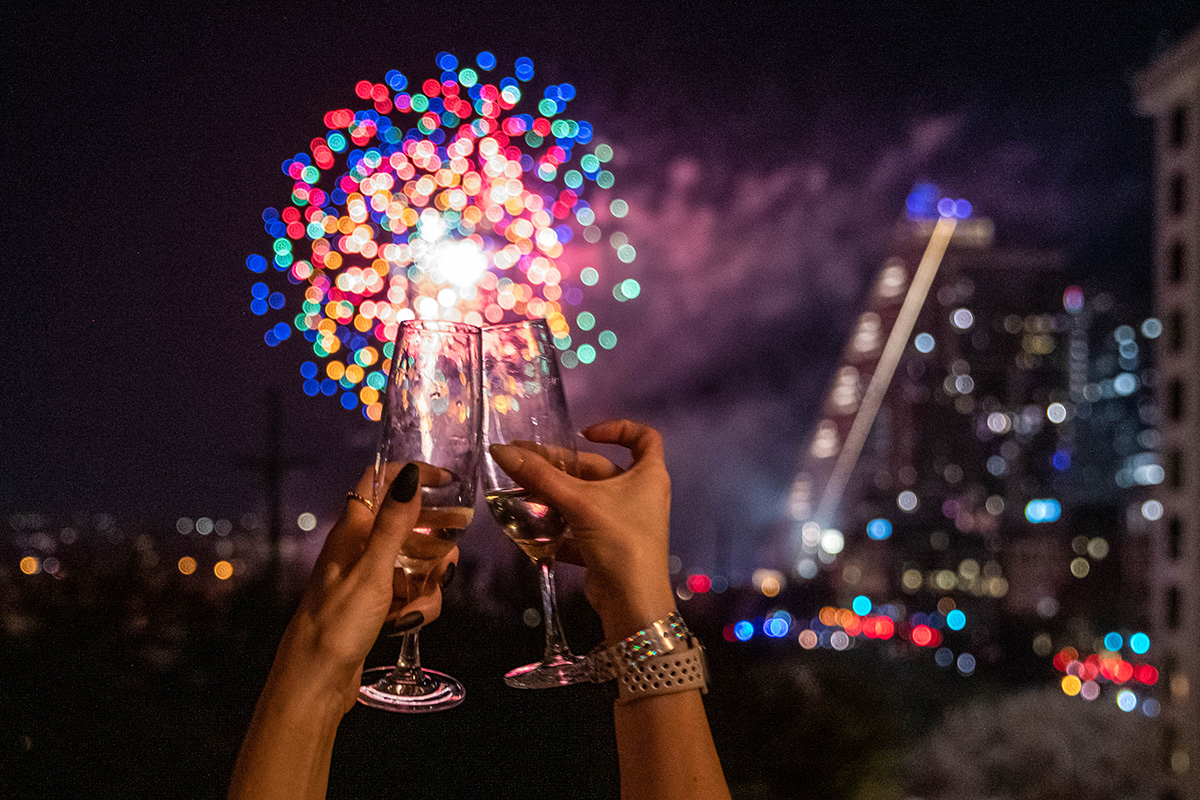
[1141,500,1163,521]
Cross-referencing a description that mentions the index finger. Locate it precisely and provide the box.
[580,419,664,465]
[509,440,624,481]
[320,462,450,569]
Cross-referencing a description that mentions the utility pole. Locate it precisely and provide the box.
[241,388,310,603]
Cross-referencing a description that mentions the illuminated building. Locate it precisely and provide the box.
[791,184,1159,682]
[1135,23,1200,796]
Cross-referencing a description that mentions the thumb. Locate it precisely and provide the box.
[489,443,583,511]
[359,462,422,571]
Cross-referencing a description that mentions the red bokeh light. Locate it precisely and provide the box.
[1053,647,1079,672]
[1134,664,1159,685]
[911,625,935,647]
[687,574,711,593]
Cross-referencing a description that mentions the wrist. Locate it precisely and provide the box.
[598,579,677,642]
[271,618,359,712]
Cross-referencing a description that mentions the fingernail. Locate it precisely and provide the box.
[441,562,456,589]
[489,443,524,468]
[386,611,425,636]
[390,462,420,503]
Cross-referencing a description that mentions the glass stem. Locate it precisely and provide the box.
[538,560,574,662]
[391,631,431,687]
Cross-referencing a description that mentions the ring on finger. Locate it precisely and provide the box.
[346,491,376,513]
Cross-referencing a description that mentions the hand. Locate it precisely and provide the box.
[273,462,458,714]
[489,419,676,642]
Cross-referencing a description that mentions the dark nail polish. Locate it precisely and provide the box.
[390,462,420,503]
[386,611,425,636]
[441,562,456,589]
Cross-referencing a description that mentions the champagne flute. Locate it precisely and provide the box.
[483,319,590,688]
[358,319,482,712]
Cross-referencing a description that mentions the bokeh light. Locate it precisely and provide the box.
[248,53,638,414]
[178,556,197,576]
[866,518,892,540]
[214,560,234,580]
[1024,499,1062,523]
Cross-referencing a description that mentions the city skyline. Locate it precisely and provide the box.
[4,4,1200,577]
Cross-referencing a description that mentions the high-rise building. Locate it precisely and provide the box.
[788,185,1158,680]
[843,234,1154,631]
[1135,24,1200,796]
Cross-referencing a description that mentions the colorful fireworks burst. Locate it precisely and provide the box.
[246,51,638,418]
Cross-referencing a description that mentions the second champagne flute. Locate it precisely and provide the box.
[483,319,590,688]
[358,319,482,712]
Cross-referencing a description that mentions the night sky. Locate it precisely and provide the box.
[4,2,1199,577]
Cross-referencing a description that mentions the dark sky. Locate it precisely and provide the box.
[4,2,1199,575]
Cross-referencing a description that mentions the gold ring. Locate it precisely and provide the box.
[346,491,376,513]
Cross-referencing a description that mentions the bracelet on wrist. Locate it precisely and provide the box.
[587,611,709,703]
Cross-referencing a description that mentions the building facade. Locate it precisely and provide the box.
[1135,24,1200,797]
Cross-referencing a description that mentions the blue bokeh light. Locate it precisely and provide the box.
[764,618,789,638]
[867,518,893,540]
[1025,499,1062,523]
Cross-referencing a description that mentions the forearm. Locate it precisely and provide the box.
[600,585,731,800]
[228,645,347,800]
[614,690,730,800]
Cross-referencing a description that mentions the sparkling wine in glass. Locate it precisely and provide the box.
[358,319,482,713]
[483,319,590,688]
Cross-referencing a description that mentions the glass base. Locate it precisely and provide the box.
[358,665,466,712]
[504,653,590,689]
